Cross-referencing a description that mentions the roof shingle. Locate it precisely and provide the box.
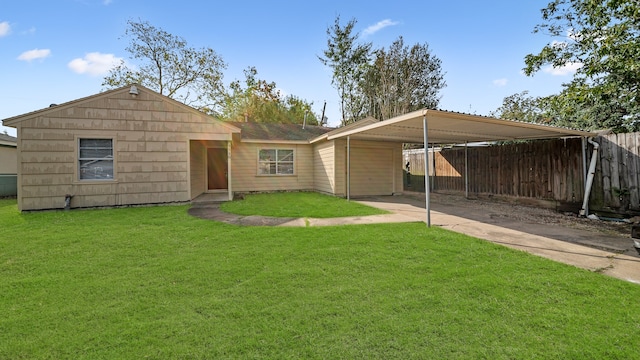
[229,122,334,142]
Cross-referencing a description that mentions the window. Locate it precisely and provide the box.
[258,149,294,175]
[79,138,114,180]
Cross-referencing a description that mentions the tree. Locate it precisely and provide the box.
[319,16,372,125]
[103,19,227,115]
[362,36,445,120]
[523,0,640,132]
[490,91,547,123]
[220,67,319,125]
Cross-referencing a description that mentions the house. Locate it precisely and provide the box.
[0,133,18,197]
[231,118,402,197]
[2,85,403,211]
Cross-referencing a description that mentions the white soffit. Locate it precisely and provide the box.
[327,109,595,144]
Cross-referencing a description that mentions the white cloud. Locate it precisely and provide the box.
[22,27,36,35]
[542,62,583,76]
[362,19,399,37]
[17,48,51,62]
[68,52,123,76]
[493,78,508,87]
[0,21,11,37]
[103,0,113,4]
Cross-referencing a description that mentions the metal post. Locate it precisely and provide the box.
[227,141,233,201]
[465,141,469,199]
[347,135,351,201]
[423,114,431,227]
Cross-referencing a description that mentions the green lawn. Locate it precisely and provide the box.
[1,196,639,359]
[220,191,389,218]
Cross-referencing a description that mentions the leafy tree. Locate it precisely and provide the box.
[363,36,445,120]
[319,16,372,125]
[490,91,547,123]
[539,79,632,131]
[523,0,640,132]
[221,67,318,125]
[103,19,227,114]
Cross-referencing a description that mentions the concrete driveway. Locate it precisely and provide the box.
[354,193,640,285]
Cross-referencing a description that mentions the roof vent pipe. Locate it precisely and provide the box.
[303,110,308,130]
[579,137,599,217]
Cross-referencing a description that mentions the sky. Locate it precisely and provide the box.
[0,0,578,137]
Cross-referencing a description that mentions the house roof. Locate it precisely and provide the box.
[327,109,595,144]
[2,85,241,134]
[229,122,335,142]
[309,116,378,143]
[0,133,17,147]
[0,133,17,143]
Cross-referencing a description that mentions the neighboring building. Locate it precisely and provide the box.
[0,133,17,197]
[2,85,403,211]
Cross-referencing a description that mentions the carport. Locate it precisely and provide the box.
[326,109,596,226]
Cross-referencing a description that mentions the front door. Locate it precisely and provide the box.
[207,148,228,190]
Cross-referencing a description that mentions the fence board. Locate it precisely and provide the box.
[403,133,640,216]
[609,134,622,208]
[406,139,581,205]
[627,133,639,210]
[600,137,612,206]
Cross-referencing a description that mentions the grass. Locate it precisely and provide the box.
[220,191,389,218]
[1,196,640,359]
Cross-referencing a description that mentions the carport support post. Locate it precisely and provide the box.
[465,141,469,199]
[347,135,351,201]
[423,113,431,227]
[227,141,233,201]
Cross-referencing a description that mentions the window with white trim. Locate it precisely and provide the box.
[258,149,294,175]
[79,138,114,180]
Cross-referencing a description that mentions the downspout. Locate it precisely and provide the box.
[581,137,587,194]
[579,137,599,217]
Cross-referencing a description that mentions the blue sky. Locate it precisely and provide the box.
[1,0,577,136]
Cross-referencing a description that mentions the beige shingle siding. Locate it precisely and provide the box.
[334,140,403,197]
[14,87,233,211]
[231,142,314,192]
[334,139,346,196]
[313,141,335,194]
[349,147,394,196]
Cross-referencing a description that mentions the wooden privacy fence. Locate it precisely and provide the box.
[592,133,640,215]
[403,133,640,217]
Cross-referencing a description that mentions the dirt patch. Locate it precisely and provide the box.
[430,192,630,238]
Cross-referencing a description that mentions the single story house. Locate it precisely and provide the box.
[2,85,404,211]
[0,133,18,197]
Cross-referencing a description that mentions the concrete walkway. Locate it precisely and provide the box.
[355,194,640,285]
[188,194,640,285]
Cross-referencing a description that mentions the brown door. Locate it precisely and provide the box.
[207,148,228,190]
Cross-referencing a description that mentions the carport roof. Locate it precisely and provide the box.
[327,109,595,144]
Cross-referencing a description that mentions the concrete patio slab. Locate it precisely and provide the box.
[355,193,640,285]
